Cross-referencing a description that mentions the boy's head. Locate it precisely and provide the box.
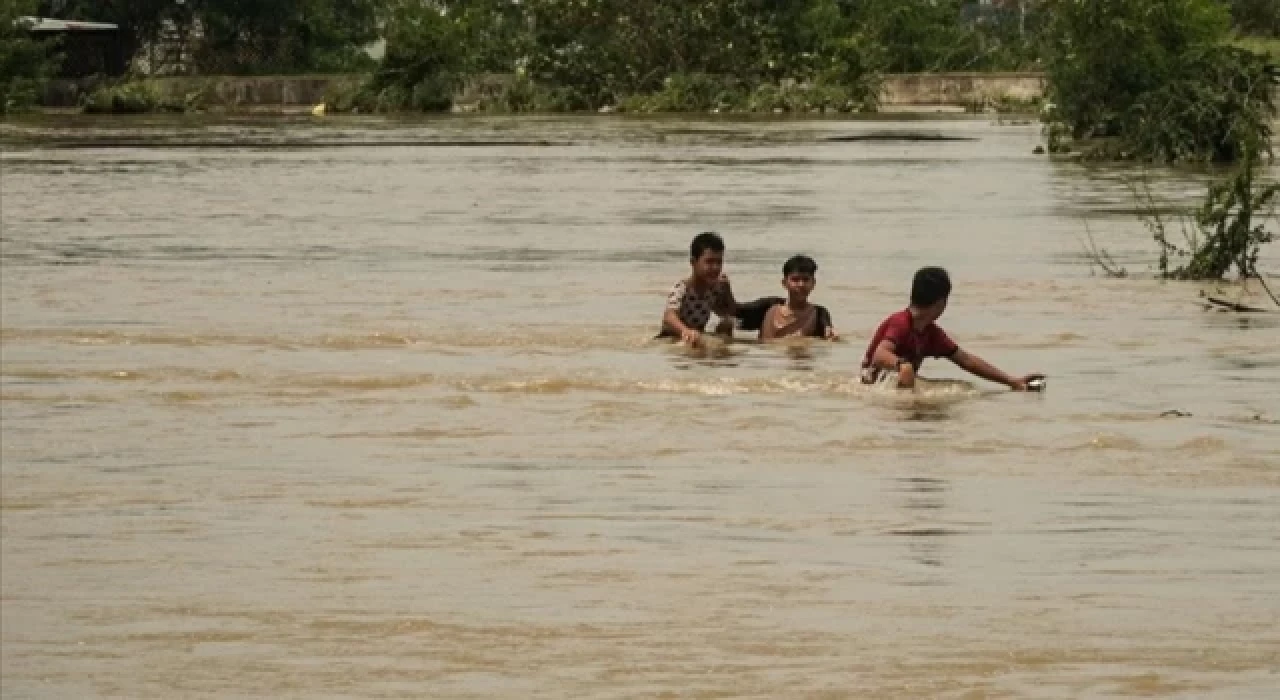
[781,254,818,302]
[689,232,725,283]
[910,266,951,322]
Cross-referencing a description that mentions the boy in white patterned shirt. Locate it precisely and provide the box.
[659,232,738,345]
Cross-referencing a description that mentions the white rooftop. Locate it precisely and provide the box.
[18,16,119,32]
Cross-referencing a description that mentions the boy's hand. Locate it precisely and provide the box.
[824,326,839,341]
[1010,374,1044,392]
[681,328,702,346]
[896,362,916,389]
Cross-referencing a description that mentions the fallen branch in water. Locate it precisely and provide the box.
[1205,296,1271,312]
[1257,273,1280,307]
[1077,219,1128,278]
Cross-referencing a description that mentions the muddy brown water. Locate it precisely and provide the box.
[2,115,1278,698]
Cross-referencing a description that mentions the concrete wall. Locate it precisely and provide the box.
[880,72,1045,107]
[40,74,361,109]
[154,75,362,107]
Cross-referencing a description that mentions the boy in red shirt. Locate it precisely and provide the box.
[861,267,1043,391]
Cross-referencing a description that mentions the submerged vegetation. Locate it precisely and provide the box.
[1140,159,1278,284]
[1045,0,1277,287]
[1082,148,1278,290]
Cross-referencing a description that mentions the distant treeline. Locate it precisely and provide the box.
[4,0,1278,164]
[12,0,1278,79]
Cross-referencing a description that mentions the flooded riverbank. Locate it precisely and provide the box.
[2,115,1278,698]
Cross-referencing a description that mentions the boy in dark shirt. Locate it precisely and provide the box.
[861,266,1042,391]
[759,255,837,341]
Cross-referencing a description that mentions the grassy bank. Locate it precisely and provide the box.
[56,72,1045,116]
[324,74,881,116]
[1232,36,1280,61]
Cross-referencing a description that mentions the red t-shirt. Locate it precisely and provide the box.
[861,309,958,372]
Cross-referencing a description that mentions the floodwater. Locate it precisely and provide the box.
[2,114,1278,699]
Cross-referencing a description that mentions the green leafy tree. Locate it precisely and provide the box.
[1043,0,1273,163]
[1,0,56,113]
[1230,0,1280,36]
[845,0,1040,73]
[363,0,467,110]
[193,0,380,74]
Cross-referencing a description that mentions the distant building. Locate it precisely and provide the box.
[18,16,129,78]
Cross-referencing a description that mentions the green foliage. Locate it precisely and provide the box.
[1121,46,1274,164]
[1139,156,1278,280]
[618,74,746,114]
[1044,0,1231,140]
[837,0,1047,73]
[852,0,984,72]
[193,0,381,74]
[81,79,180,113]
[1232,35,1280,60]
[1229,0,1280,36]
[1043,0,1275,164]
[357,1,467,112]
[616,74,878,114]
[359,0,888,113]
[1,0,56,113]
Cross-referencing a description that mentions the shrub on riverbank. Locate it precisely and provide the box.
[82,80,180,113]
[617,75,879,115]
[1042,0,1276,165]
[79,79,219,114]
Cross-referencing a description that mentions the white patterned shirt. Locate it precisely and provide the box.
[665,278,729,331]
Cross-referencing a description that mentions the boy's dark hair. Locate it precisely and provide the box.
[690,232,725,261]
[783,255,817,277]
[911,266,952,307]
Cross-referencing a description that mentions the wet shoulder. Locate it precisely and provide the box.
[925,321,958,355]
[881,308,912,335]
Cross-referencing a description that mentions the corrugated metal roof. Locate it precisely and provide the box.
[18,16,119,32]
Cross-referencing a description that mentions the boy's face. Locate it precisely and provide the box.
[782,272,815,301]
[691,249,724,282]
[918,297,948,324]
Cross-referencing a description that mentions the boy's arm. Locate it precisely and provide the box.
[663,308,691,335]
[663,309,704,345]
[872,339,916,388]
[716,275,738,316]
[759,306,779,340]
[816,306,838,340]
[950,348,1034,390]
[871,339,901,370]
[663,285,701,344]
